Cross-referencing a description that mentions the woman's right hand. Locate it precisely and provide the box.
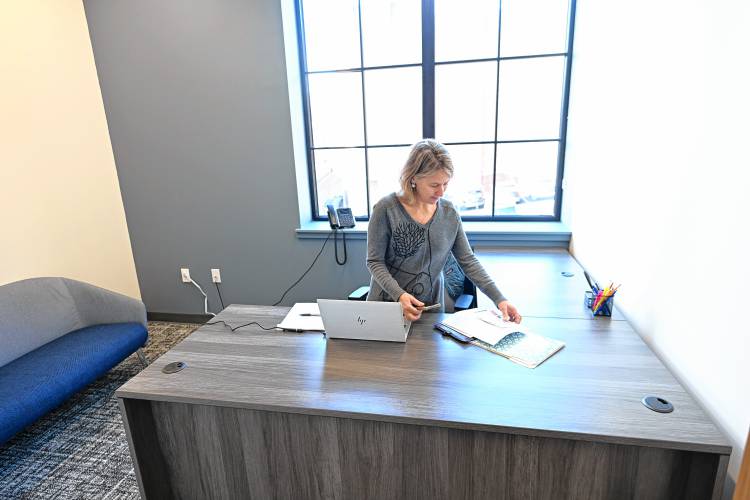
[399,292,424,322]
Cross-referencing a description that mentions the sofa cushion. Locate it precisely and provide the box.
[0,278,80,368]
[0,322,147,444]
[63,278,147,335]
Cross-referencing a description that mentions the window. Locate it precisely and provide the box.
[297,0,576,221]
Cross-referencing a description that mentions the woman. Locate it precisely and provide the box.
[367,139,522,323]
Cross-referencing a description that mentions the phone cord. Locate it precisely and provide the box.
[334,229,347,265]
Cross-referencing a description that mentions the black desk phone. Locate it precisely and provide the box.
[327,204,355,229]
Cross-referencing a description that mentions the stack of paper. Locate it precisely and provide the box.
[277,303,324,332]
[437,309,564,368]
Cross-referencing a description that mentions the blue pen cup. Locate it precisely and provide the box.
[585,290,614,317]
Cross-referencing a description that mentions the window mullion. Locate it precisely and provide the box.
[295,0,320,220]
[422,0,435,139]
[554,0,578,220]
[357,0,371,216]
[491,0,503,217]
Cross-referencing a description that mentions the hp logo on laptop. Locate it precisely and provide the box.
[357,316,366,326]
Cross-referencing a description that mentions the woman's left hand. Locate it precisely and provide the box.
[497,300,522,323]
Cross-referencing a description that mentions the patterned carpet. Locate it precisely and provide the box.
[0,322,198,499]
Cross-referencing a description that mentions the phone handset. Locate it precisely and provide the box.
[326,204,340,229]
[327,204,355,229]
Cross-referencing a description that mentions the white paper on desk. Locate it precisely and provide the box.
[475,309,535,336]
[277,303,324,331]
[440,309,529,345]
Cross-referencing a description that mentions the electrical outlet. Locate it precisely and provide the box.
[180,268,191,283]
[211,268,222,283]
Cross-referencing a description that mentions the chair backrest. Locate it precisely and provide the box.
[349,252,478,309]
[442,252,478,309]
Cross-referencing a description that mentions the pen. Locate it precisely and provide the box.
[300,313,320,316]
[583,270,596,292]
[592,289,604,311]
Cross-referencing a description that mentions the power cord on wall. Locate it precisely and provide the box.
[207,229,344,332]
[214,282,226,309]
[272,231,333,306]
[188,278,216,317]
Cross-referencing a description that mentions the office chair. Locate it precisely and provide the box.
[443,252,478,310]
[349,252,478,311]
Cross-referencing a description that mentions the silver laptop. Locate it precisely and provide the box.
[317,299,412,342]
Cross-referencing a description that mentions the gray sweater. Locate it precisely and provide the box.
[367,193,506,308]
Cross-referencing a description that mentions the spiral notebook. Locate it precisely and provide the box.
[436,309,564,368]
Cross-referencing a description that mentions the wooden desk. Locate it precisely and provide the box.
[475,247,627,320]
[119,305,730,499]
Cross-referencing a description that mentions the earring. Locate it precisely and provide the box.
[411,182,416,189]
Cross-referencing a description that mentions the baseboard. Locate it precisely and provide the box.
[147,312,212,324]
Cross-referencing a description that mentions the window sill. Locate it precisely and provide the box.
[296,221,571,246]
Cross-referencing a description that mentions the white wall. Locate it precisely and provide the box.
[565,0,750,493]
[0,1,140,298]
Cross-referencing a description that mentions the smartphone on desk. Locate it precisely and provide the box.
[420,303,441,312]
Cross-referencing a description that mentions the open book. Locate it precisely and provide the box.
[436,309,564,368]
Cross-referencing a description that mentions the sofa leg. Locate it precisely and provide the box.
[136,348,149,368]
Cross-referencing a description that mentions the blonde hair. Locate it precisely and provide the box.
[399,139,454,203]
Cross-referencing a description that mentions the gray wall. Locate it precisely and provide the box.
[84,0,370,314]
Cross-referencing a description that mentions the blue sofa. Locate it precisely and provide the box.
[0,277,148,445]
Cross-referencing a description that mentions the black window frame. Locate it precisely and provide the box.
[295,0,577,222]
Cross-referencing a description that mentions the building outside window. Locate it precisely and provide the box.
[297,0,576,221]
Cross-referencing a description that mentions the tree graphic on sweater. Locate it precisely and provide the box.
[392,222,425,258]
[381,222,433,303]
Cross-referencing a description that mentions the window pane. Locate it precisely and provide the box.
[436,61,497,143]
[495,142,558,216]
[303,0,361,71]
[361,0,421,67]
[367,146,411,211]
[497,56,565,140]
[365,67,422,146]
[314,148,368,217]
[308,72,364,147]
[500,0,569,57]
[435,0,499,62]
[442,144,494,216]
